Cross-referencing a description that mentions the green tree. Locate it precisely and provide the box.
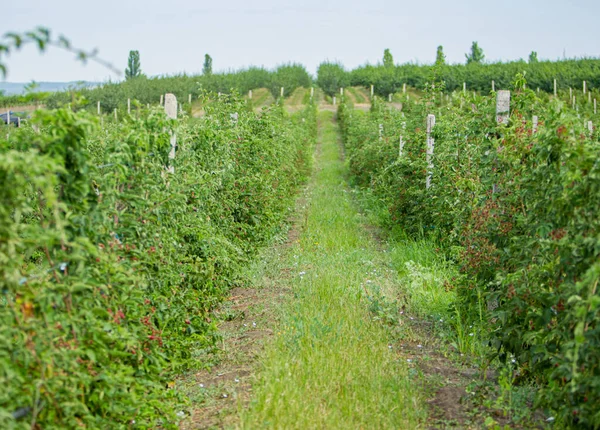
[269,63,312,98]
[435,45,446,66]
[203,54,213,76]
[529,51,538,63]
[465,41,485,65]
[125,50,141,80]
[383,49,394,68]
[316,62,349,97]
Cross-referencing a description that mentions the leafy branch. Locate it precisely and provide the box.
[0,27,121,79]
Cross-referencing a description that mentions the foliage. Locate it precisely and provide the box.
[0,91,51,108]
[347,57,600,94]
[316,62,348,97]
[466,41,485,65]
[435,45,446,66]
[383,49,394,68]
[38,64,311,113]
[268,63,312,99]
[0,27,120,80]
[529,51,539,63]
[125,50,142,80]
[0,94,316,428]
[202,54,213,76]
[337,76,600,427]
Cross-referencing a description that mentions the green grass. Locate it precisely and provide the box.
[349,187,486,359]
[239,111,424,429]
[284,87,308,108]
[248,88,275,108]
[347,87,369,104]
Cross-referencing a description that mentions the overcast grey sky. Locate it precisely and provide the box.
[4,0,600,82]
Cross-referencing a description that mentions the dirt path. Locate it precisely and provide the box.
[177,173,311,429]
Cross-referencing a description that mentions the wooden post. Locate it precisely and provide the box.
[97,101,101,115]
[569,87,573,100]
[160,94,164,105]
[403,83,406,94]
[280,87,284,97]
[188,94,192,104]
[310,87,314,99]
[492,80,495,92]
[588,92,592,103]
[164,93,177,173]
[249,89,253,99]
[399,135,404,157]
[371,84,374,98]
[333,96,336,106]
[595,99,597,114]
[127,98,131,114]
[573,95,576,110]
[588,121,594,134]
[532,115,538,134]
[426,114,435,189]
[496,90,510,125]
[340,87,344,96]
[583,81,587,94]
[388,94,392,102]
[378,123,383,141]
[463,82,466,95]
[554,79,557,97]
[114,108,117,121]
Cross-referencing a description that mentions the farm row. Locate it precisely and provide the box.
[0,95,317,428]
[338,76,600,427]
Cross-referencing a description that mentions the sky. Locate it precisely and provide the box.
[3,0,600,83]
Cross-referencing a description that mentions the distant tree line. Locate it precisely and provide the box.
[4,43,600,110]
[39,63,311,113]
[318,44,600,96]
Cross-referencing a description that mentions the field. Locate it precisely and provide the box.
[1,62,600,429]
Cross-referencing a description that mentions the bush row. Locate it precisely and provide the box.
[338,81,600,427]
[316,58,600,96]
[0,95,316,428]
[31,64,311,113]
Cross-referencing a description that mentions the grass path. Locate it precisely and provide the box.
[179,106,545,429]
[239,111,423,429]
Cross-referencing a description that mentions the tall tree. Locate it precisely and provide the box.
[528,51,539,63]
[125,50,141,80]
[203,54,213,76]
[465,41,485,65]
[435,45,446,66]
[383,49,394,68]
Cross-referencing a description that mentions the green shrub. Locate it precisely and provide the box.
[338,79,600,427]
[0,95,316,428]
